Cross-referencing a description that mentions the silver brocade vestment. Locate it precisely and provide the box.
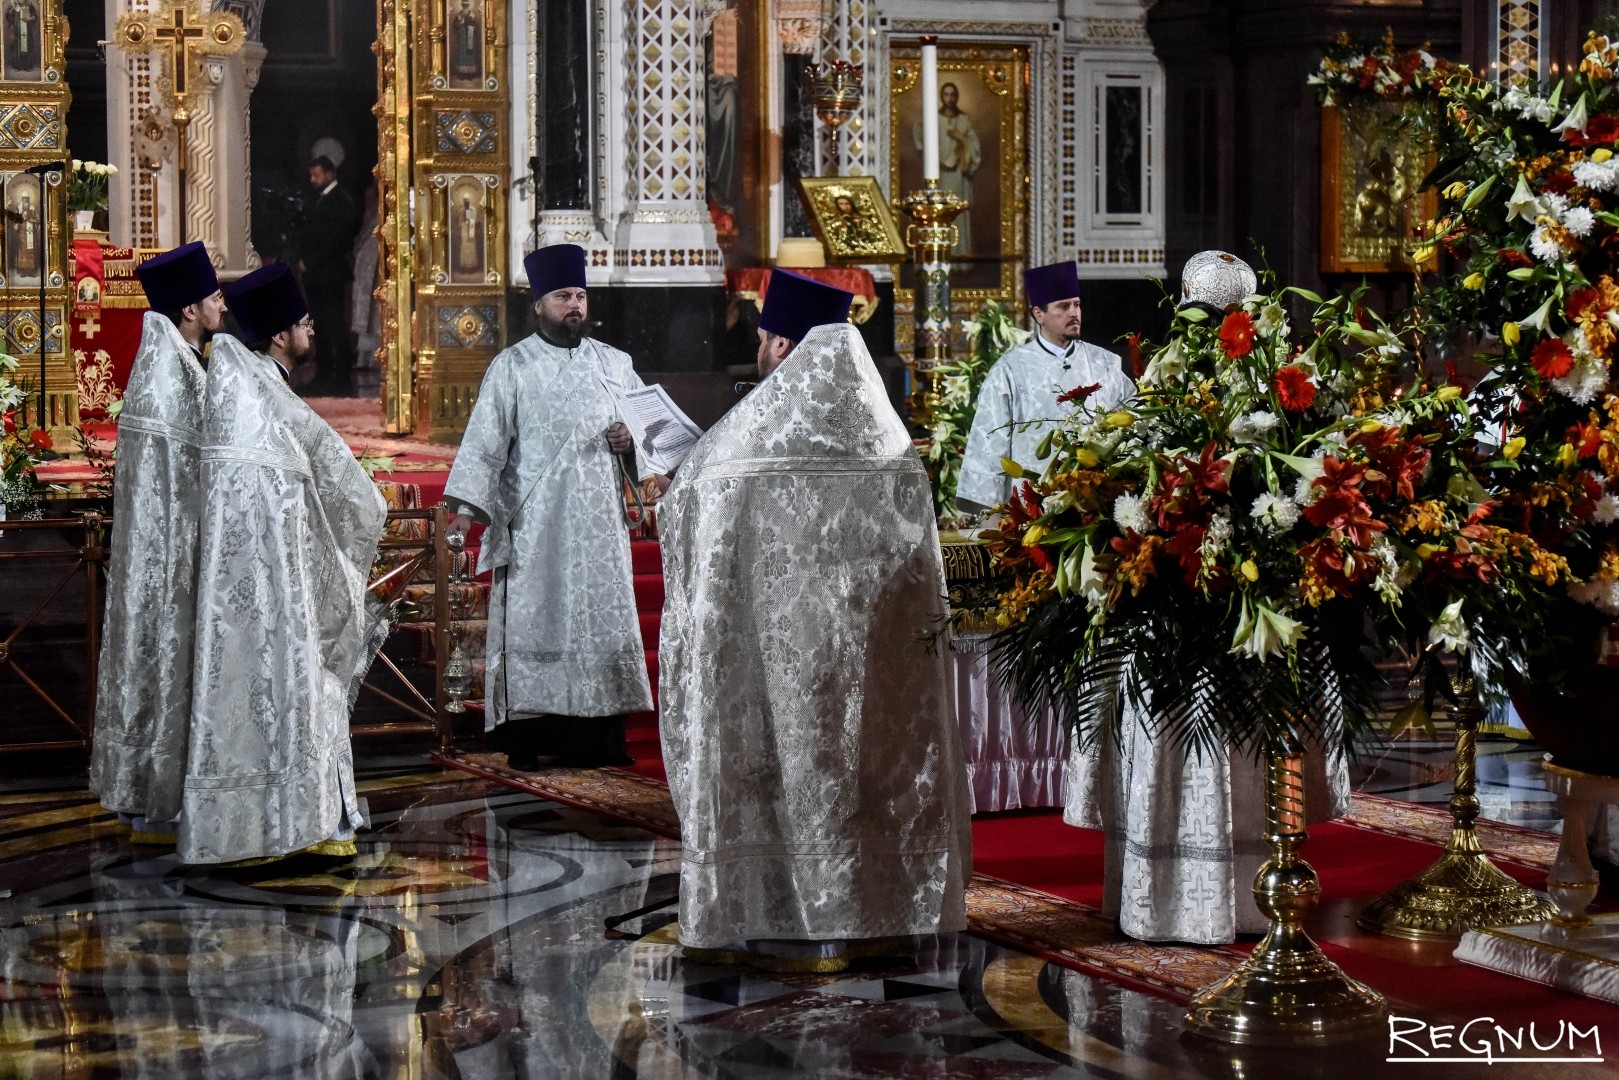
[1065,690,1349,944]
[658,324,973,948]
[956,338,1134,510]
[89,313,209,824]
[179,337,387,863]
[444,334,653,727]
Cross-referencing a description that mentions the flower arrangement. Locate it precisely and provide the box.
[66,159,117,214]
[971,285,1564,758]
[923,298,1029,525]
[1393,32,1619,697]
[0,354,59,517]
[1308,29,1447,107]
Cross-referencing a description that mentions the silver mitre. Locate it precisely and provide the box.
[1180,250,1257,312]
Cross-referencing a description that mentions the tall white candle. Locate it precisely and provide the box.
[920,36,939,182]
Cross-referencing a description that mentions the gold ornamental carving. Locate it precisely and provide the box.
[373,0,509,439]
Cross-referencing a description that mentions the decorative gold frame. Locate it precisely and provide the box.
[0,1,71,430]
[889,42,1029,342]
[1319,103,1437,274]
[373,0,509,440]
[795,175,906,263]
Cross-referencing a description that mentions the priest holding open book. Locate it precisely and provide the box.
[445,243,697,769]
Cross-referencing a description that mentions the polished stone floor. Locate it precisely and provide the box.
[2,762,1612,1079]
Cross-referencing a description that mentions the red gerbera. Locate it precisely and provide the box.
[1056,382,1103,405]
[1531,338,1576,380]
[1217,311,1257,358]
[28,428,52,451]
[1274,365,1317,412]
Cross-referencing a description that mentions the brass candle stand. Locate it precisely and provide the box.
[1184,744,1387,1045]
[899,178,967,426]
[1357,675,1555,939]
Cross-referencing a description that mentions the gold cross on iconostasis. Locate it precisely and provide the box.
[113,1,244,243]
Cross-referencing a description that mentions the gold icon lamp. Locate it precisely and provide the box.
[1358,674,1555,939]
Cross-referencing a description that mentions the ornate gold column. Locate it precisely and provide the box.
[0,2,72,432]
[374,0,509,440]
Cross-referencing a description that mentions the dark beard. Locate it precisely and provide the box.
[538,314,584,349]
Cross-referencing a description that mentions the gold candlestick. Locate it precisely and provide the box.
[899,178,967,427]
[1184,744,1387,1045]
[1357,675,1555,939]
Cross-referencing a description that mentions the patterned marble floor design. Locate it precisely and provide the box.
[2,768,1612,1079]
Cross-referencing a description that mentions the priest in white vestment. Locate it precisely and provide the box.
[178,264,387,865]
[89,242,225,843]
[957,261,1135,514]
[445,244,654,769]
[1063,251,1349,944]
[660,271,973,962]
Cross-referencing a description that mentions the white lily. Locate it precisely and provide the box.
[1231,600,1307,660]
[1428,599,1470,654]
[1504,173,1543,224]
[1553,93,1590,137]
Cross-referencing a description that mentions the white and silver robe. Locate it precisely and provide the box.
[89,313,209,825]
[659,323,973,949]
[444,334,654,727]
[179,336,387,863]
[1065,690,1349,944]
[956,337,1134,510]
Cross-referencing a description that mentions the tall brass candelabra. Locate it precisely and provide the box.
[1357,674,1555,938]
[899,179,967,427]
[1184,744,1387,1045]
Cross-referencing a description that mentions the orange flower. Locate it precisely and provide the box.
[1218,311,1257,358]
[1531,338,1576,380]
[1274,365,1317,412]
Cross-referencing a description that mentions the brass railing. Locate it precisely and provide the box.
[0,506,461,755]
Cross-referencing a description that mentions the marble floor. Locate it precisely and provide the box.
[2,762,1612,1079]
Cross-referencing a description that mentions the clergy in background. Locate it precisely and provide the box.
[444,243,654,769]
[89,242,222,844]
[1063,251,1348,943]
[957,261,1134,514]
[659,272,973,966]
[177,265,388,865]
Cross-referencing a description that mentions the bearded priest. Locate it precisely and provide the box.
[659,271,973,969]
[443,244,656,770]
[176,263,388,865]
[89,242,224,845]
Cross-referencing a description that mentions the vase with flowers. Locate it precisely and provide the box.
[67,159,116,233]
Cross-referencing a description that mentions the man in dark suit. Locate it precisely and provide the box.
[297,156,359,394]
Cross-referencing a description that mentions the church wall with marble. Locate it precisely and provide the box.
[104,0,261,278]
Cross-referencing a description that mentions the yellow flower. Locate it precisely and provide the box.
[1503,436,1526,460]
[1240,559,1259,582]
[1023,523,1049,546]
[1443,181,1470,199]
[1556,443,1579,468]
[1358,419,1384,434]
[1503,321,1521,347]
[1073,447,1100,467]
[1595,148,1615,163]
[1462,272,1485,290]
[1105,411,1134,429]
[1437,385,1463,402]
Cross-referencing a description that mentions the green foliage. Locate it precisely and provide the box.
[924,299,1030,525]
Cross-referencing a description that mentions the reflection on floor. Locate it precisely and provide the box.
[0,765,1609,1079]
[1351,734,1562,832]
